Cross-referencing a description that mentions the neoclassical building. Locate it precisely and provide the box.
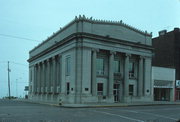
[28,15,153,104]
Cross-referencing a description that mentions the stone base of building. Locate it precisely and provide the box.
[28,93,153,105]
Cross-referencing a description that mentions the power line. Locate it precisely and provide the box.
[0,61,28,67]
[10,61,28,67]
[0,33,40,42]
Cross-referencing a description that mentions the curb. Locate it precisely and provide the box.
[15,99,180,108]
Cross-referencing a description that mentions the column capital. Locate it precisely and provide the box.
[92,48,99,52]
[144,56,152,59]
[37,62,41,66]
[125,53,131,57]
[41,61,45,64]
[57,54,62,57]
[139,55,144,59]
[110,51,116,55]
[46,58,51,62]
[52,56,56,60]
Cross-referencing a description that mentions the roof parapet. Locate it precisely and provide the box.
[30,15,152,53]
[74,15,152,36]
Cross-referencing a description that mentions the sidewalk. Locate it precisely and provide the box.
[62,101,180,108]
[16,99,180,108]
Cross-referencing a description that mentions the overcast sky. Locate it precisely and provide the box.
[0,0,180,98]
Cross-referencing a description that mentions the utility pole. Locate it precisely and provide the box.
[8,61,11,99]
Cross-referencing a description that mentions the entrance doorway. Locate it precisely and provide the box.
[113,84,120,102]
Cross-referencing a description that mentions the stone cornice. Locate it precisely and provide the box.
[28,32,153,62]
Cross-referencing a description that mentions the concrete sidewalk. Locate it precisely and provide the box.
[15,99,180,108]
[62,101,180,108]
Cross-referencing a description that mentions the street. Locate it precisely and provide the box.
[0,99,180,122]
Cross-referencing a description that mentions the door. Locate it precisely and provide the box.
[113,84,120,102]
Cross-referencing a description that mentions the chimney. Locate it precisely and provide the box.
[158,30,167,36]
[174,28,180,32]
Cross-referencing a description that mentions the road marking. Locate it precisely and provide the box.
[103,108,139,113]
[138,112,178,121]
[93,110,144,122]
[125,110,139,113]
[100,107,178,121]
[139,107,180,112]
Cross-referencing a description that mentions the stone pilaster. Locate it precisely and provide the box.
[46,59,50,93]
[37,63,40,93]
[138,56,144,97]
[52,56,56,93]
[92,49,98,96]
[124,53,130,97]
[57,54,62,93]
[41,61,45,93]
[34,64,37,93]
[108,51,115,97]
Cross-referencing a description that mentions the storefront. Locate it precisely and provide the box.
[154,80,173,101]
[152,67,175,102]
[175,80,180,101]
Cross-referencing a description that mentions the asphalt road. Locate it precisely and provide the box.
[0,99,180,122]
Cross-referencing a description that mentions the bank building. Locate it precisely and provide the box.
[28,15,153,104]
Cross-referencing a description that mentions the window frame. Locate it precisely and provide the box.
[65,56,71,76]
[97,83,103,95]
[96,58,105,75]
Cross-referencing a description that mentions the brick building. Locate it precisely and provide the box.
[152,28,180,101]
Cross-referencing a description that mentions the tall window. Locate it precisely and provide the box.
[97,83,103,95]
[129,62,135,78]
[96,58,104,75]
[65,56,71,76]
[114,60,120,73]
[30,70,32,82]
[129,85,134,96]
[66,82,70,95]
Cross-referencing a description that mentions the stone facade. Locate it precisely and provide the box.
[28,15,153,104]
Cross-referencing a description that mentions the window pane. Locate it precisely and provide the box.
[129,85,133,96]
[66,57,70,76]
[97,83,103,91]
[96,58,104,74]
[114,60,120,73]
[129,62,134,73]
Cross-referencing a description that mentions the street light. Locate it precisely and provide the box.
[16,77,22,98]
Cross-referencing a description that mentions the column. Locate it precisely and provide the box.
[39,63,41,93]
[124,53,130,97]
[57,54,61,93]
[138,56,143,97]
[52,56,56,93]
[46,59,50,93]
[92,49,97,96]
[43,61,46,92]
[36,64,39,93]
[108,51,115,97]
[41,61,45,93]
[50,59,53,91]
[34,65,37,93]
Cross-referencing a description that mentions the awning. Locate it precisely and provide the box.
[154,80,173,88]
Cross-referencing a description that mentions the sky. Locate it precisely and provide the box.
[0,0,180,98]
